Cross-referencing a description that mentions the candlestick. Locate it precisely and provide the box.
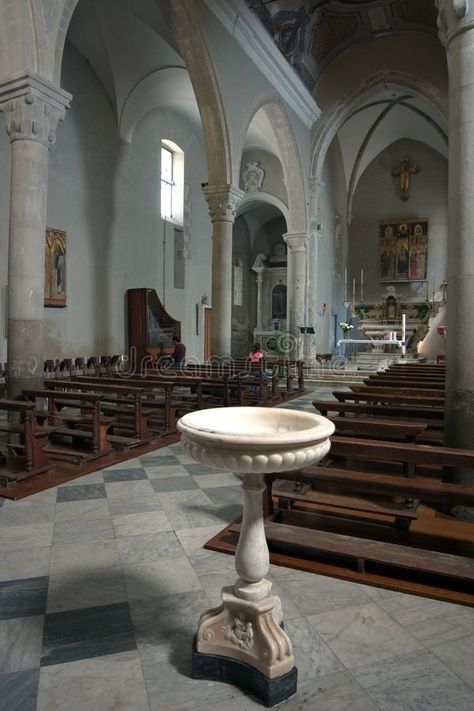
[401,313,407,357]
[344,268,348,302]
[352,278,356,305]
[360,268,364,301]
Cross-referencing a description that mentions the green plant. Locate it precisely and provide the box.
[416,303,430,320]
[355,304,369,319]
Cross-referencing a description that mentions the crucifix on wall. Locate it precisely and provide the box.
[391,156,419,201]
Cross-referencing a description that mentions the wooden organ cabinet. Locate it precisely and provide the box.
[127,288,181,365]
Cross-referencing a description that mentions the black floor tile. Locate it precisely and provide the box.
[41,601,136,667]
[0,669,40,711]
[0,577,49,620]
[103,468,147,483]
[56,484,106,502]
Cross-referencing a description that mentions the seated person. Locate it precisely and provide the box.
[248,343,264,362]
[170,335,186,367]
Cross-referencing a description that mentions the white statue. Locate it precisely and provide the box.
[252,253,267,269]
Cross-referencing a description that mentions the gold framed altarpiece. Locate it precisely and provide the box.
[44,228,66,307]
[379,218,427,282]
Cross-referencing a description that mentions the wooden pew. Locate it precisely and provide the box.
[350,385,444,399]
[361,379,445,391]
[23,389,116,460]
[0,400,55,487]
[328,416,429,442]
[328,435,473,478]
[45,380,152,443]
[72,375,217,433]
[312,399,444,423]
[332,390,445,408]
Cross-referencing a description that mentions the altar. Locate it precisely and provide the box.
[251,245,288,351]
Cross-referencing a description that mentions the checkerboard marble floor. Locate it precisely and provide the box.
[1,390,473,710]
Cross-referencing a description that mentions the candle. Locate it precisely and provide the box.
[352,278,356,305]
[360,268,364,301]
[344,268,348,301]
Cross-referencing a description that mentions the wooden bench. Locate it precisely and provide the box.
[361,379,445,391]
[328,435,474,478]
[46,380,152,443]
[228,520,474,583]
[313,399,445,423]
[350,384,444,399]
[332,390,445,408]
[264,439,474,532]
[23,389,116,459]
[328,415,429,442]
[0,400,55,487]
[73,375,214,433]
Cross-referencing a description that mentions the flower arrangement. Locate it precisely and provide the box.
[339,321,354,338]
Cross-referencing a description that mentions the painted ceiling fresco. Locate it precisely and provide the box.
[245,1,438,91]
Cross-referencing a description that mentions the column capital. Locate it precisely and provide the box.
[283,232,309,252]
[202,184,245,222]
[0,72,71,146]
[436,1,474,47]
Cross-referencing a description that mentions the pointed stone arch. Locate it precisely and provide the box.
[259,101,307,235]
[0,0,80,83]
[310,70,448,191]
[169,0,232,186]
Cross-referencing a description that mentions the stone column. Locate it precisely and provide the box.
[203,185,244,356]
[284,232,309,339]
[0,74,71,397]
[252,266,264,330]
[436,2,474,507]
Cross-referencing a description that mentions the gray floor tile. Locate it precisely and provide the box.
[37,651,150,711]
[46,567,128,614]
[0,616,44,672]
[150,476,199,492]
[353,649,474,711]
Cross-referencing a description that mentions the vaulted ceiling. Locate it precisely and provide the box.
[245,0,438,91]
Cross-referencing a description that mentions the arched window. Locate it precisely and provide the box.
[233,257,244,306]
[161,140,184,223]
[272,284,287,319]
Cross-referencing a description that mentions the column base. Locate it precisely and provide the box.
[192,636,297,707]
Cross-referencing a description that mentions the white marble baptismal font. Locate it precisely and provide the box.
[177,406,334,705]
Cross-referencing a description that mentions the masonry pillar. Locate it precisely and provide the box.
[284,233,309,341]
[252,267,265,331]
[436,2,474,511]
[0,74,71,397]
[203,185,244,356]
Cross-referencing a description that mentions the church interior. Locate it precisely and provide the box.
[0,1,473,709]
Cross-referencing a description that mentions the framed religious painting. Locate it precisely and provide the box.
[44,228,66,307]
[379,218,427,282]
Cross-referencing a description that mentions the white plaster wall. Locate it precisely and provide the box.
[240,150,287,204]
[348,139,447,310]
[44,41,210,360]
[197,1,310,188]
